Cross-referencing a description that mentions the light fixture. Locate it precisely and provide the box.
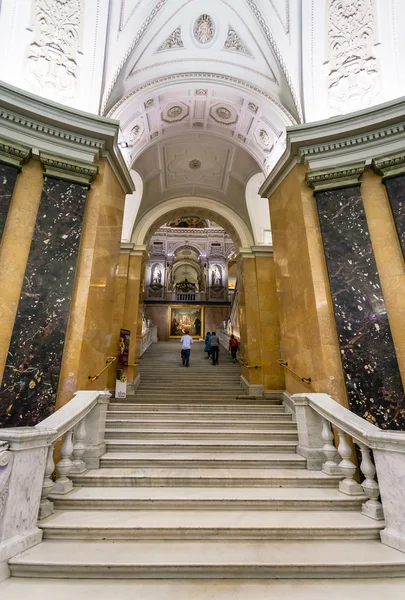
[119,141,128,148]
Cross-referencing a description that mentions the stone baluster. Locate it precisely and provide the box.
[358,443,384,520]
[38,443,55,519]
[70,418,87,474]
[320,418,340,475]
[336,428,363,495]
[52,429,74,494]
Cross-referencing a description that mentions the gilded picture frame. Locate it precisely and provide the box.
[168,305,204,338]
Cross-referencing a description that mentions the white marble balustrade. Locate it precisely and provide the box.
[0,390,110,564]
[290,392,405,553]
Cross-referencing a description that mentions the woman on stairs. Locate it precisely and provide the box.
[204,331,212,359]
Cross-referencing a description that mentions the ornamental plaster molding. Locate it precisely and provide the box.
[0,81,134,194]
[245,0,302,121]
[223,26,252,56]
[107,72,296,125]
[0,137,32,168]
[25,0,83,104]
[157,26,184,51]
[372,152,405,179]
[327,0,379,115]
[39,152,99,186]
[306,162,365,192]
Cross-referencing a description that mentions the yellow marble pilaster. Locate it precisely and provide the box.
[123,251,145,386]
[237,254,263,389]
[0,158,43,382]
[361,167,405,386]
[255,255,285,391]
[268,163,347,404]
[57,158,126,408]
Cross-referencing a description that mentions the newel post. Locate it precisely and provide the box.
[82,391,111,469]
[291,394,327,470]
[0,428,54,563]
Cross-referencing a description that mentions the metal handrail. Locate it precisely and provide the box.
[239,357,261,369]
[88,356,116,382]
[277,359,311,385]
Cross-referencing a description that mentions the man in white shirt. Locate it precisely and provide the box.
[181,330,193,367]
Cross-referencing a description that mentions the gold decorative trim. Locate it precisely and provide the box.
[39,152,99,185]
[0,137,31,168]
[372,153,405,180]
[306,162,365,191]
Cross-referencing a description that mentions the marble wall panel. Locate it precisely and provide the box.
[0,176,88,427]
[0,163,19,239]
[316,185,405,429]
[385,175,405,259]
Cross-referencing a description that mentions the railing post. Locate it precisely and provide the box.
[83,391,111,469]
[70,418,87,474]
[52,429,74,494]
[358,443,384,520]
[38,443,56,519]
[291,394,325,470]
[336,428,363,495]
[0,429,54,563]
[321,418,341,475]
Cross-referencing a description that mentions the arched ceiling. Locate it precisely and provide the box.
[106,0,301,175]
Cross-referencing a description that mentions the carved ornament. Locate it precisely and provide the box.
[39,152,99,185]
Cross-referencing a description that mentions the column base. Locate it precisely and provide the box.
[240,375,264,397]
[0,528,43,563]
[296,444,325,470]
[339,479,364,496]
[84,442,106,469]
[38,498,54,520]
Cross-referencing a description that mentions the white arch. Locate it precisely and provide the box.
[245,172,272,245]
[131,197,254,251]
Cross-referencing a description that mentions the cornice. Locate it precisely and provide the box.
[0,81,134,194]
[39,152,99,186]
[260,95,405,198]
[0,136,31,168]
[306,162,365,192]
[372,152,405,179]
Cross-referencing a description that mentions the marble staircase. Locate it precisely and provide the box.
[4,341,405,595]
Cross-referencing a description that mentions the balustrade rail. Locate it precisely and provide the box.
[140,325,157,356]
[290,392,405,553]
[0,389,110,563]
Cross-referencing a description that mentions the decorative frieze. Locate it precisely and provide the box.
[0,137,31,168]
[39,152,99,186]
[327,0,379,115]
[306,163,365,191]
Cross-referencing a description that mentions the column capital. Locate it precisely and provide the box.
[130,244,148,260]
[120,242,134,255]
[306,162,366,192]
[235,248,255,262]
[251,245,274,258]
[372,152,405,180]
[0,136,31,168]
[39,151,99,186]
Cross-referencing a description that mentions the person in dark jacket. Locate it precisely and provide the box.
[204,331,212,358]
[209,331,220,365]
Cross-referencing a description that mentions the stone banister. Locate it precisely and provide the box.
[291,392,405,554]
[0,389,110,566]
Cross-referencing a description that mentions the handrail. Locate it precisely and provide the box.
[35,390,103,442]
[239,358,261,369]
[277,359,311,385]
[294,392,405,451]
[88,356,116,382]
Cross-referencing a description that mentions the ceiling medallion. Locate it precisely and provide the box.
[168,106,183,118]
[189,159,202,170]
[216,107,231,120]
[128,123,144,145]
[193,122,204,128]
[193,14,215,45]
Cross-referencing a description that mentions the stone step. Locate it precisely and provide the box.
[105,420,297,431]
[99,452,306,469]
[104,440,298,453]
[70,468,341,488]
[106,411,291,422]
[113,396,278,405]
[3,578,405,599]
[50,487,366,512]
[104,428,299,441]
[108,403,283,413]
[39,510,383,541]
[9,540,405,579]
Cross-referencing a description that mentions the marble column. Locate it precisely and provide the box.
[308,163,405,430]
[0,137,30,238]
[123,248,146,392]
[268,164,347,402]
[254,251,285,392]
[0,142,38,386]
[0,153,98,427]
[361,164,405,394]
[237,253,264,395]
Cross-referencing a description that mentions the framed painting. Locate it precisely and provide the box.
[168,306,204,338]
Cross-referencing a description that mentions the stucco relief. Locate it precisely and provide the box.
[224,26,251,56]
[328,0,379,114]
[158,26,184,51]
[25,0,82,103]
[193,14,215,45]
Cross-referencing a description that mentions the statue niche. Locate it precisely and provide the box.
[148,263,164,298]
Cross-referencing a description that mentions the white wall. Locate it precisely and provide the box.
[246,172,272,246]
